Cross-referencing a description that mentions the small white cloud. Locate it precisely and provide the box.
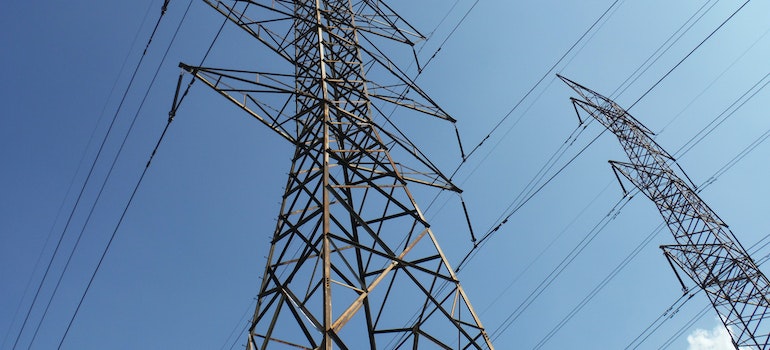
[687,324,735,350]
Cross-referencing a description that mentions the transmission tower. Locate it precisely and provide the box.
[179,1,493,349]
[560,75,770,349]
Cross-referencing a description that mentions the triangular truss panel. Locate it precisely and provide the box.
[181,1,493,349]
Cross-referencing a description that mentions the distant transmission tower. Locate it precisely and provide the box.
[179,1,493,349]
[561,75,770,349]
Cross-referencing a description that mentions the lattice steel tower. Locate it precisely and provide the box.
[179,1,493,349]
[561,75,770,349]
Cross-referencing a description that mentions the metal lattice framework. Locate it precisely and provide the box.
[180,1,493,349]
[561,75,770,349]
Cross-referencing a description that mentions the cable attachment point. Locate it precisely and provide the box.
[178,61,195,73]
[162,0,171,14]
[460,195,477,244]
[454,124,466,160]
[168,70,185,122]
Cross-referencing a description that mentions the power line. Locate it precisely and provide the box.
[610,0,720,100]
[219,297,256,350]
[456,128,607,272]
[453,76,586,190]
[56,80,182,348]
[419,0,629,257]
[422,1,628,250]
[455,0,756,265]
[51,0,193,349]
[477,182,614,316]
[624,291,696,350]
[657,23,770,135]
[8,1,171,348]
[450,1,765,325]
[658,305,711,349]
[418,0,480,73]
[532,221,665,349]
[628,0,752,109]
[0,7,161,345]
[423,0,628,228]
[674,70,770,159]
[23,2,194,348]
[453,0,624,172]
[633,240,770,350]
[417,0,463,52]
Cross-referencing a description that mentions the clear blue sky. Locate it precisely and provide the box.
[2,0,770,349]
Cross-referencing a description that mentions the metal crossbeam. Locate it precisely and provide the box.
[181,1,493,348]
[561,75,770,349]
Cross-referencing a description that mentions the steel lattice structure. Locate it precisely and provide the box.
[179,1,493,349]
[561,75,770,349]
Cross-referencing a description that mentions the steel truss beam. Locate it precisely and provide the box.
[561,75,770,349]
[181,1,493,349]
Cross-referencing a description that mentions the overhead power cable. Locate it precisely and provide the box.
[372,0,482,171]
[0,3,157,348]
[498,118,770,346]
[56,67,185,348]
[657,23,770,135]
[23,2,195,349]
[453,0,765,302]
[452,78,593,191]
[658,305,712,349]
[626,290,698,349]
[453,0,624,173]
[452,0,625,188]
[489,192,634,342]
[477,182,614,316]
[422,1,625,247]
[418,0,480,73]
[674,70,770,159]
[531,222,665,349]
[628,0,751,109]
[419,0,627,252]
[417,0,463,53]
[460,0,757,259]
[219,297,256,350]
[443,0,639,259]
[8,2,171,349]
[53,0,193,349]
[610,0,719,100]
[190,4,279,350]
[704,127,770,187]
[456,128,607,272]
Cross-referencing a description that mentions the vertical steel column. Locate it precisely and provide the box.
[314,1,334,348]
